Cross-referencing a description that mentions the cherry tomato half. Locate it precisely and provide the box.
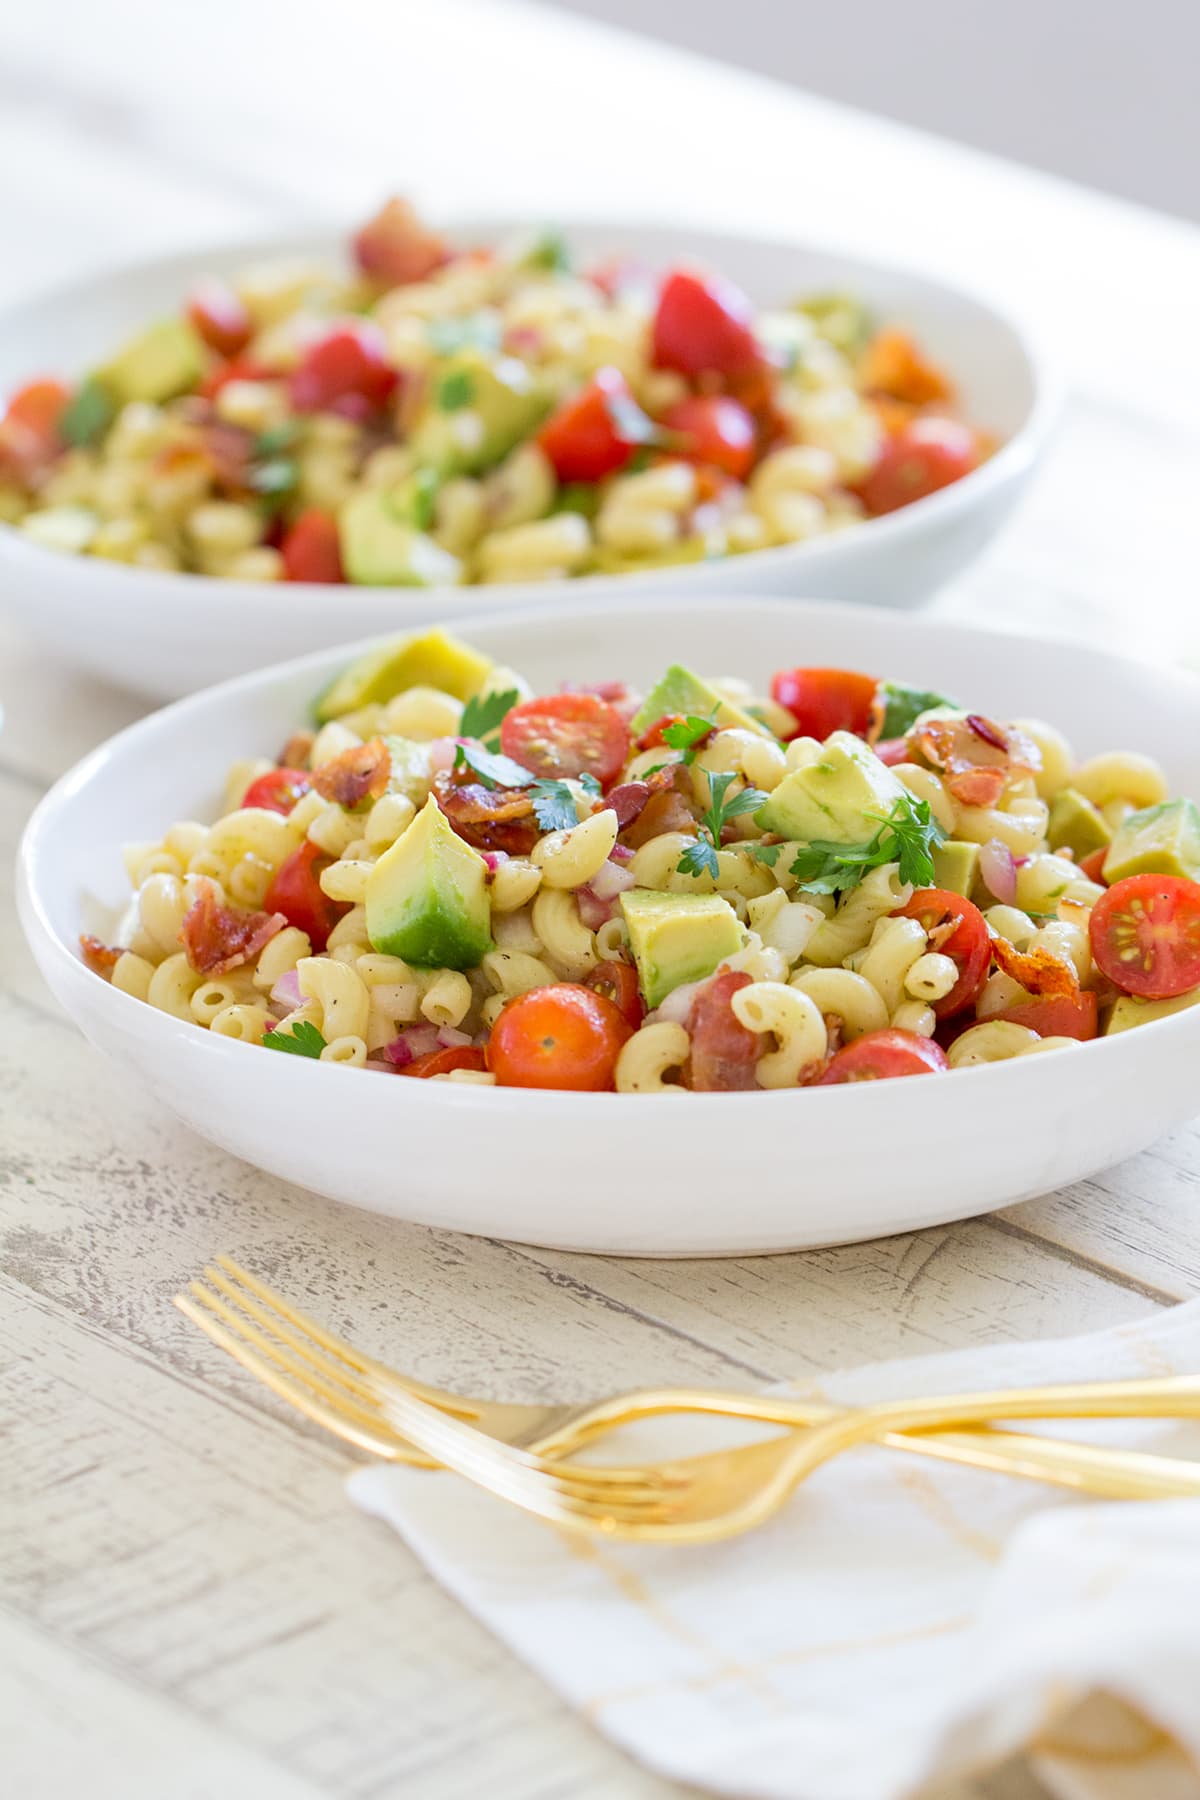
[1079,846,1109,883]
[662,394,757,480]
[585,960,645,1030]
[398,1045,488,1078]
[994,991,1098,1042]
[537,367,651,483]
[6,378,70,449]
[897,889,991,1019]
[651,269,764,378]
[186,280,252,358]
[855,417,979,517]
[281,509,345,584]
[500,692,630,785]
[242,768,312,816]
[263,840,349,952]
[818,1028,949,1084]
[770,667,878,741]
[1089,874,1200,1000]
[352,197,449,286]
[489,985,632,1091]
[289,321,397,414]
[686,969,759,1092]
[199,356,276,401]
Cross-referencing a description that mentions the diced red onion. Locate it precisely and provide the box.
[589,857,637,901]
[436,1025,473,1049]
[429,736,458,773]
[381,1023,442,1065]
[655,975,709,1025]
[576,886,616,929]
[270,968,304,1011]
[979,838,1018,904]
[609,843,635,864]
[381,1037,413,1068]
[480,850,508,873]
[366,1056,394,1073]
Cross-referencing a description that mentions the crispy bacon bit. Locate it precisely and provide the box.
[433,769,540,855]
[859,328,953,407]
[685,970,759,1092]
[80,935,122,976]
[990,936,1080,999]
[911,714,1041,808]
[605,781,652,829]
[278,729,315,770]
[310,737,391,808]
[181,880,287,976]
[618,764,699,850]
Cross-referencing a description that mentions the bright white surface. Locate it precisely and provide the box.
[3,4,1200,1797]
[20,597,1200,1254]
[354,1302,1200,1799]
[0,225,1051,697]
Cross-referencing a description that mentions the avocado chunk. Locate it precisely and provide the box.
[1103,799,1200,884]
[620,889,743,1010]
[316,629,493,724]
[876,680,958,740]
[339,491,464,588]
[629,664,773,740]
[756,731,906,846]
[1047,788,1111,860]
[97,318,205,404]
[1105,989,1200,1035]
[932,839,981,899]
[409,349,550,476]
[365,796,492,969]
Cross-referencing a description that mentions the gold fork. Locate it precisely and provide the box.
[176,1258,1200,1513]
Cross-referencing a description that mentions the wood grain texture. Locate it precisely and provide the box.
[1,5,1197,1795]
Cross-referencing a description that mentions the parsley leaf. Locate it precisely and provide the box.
[877,681,959,740]
[459,686,520,748]
[520,228,572,273]
[262,1020,326,1059]
[676,772,770,883]
[789,792,946,895]
[437,369,476,411]
[748,843,782,868]
[249,456,298,500]
[254,421,301,458]
[454,741,534,789]
[660,713,717,762]
[60,379,115,448]
[578,773,602,797]
[530,780,582,833]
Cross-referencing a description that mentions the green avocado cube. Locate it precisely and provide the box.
[315,628,492,724]
[755,731,906,845]
[98,318,205,404]
[1103,798,1200,884]
[629,664,772,739]
[620,889,742,1011]
[1048,788,1111,860]
[408,349,550,476]
[339,491,464,588]
[1105,989,1200,1035]
[931,839,981,898]
[365,797,492,969]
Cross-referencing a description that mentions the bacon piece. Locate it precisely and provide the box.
[685,970,759,1092]
[605,781,651,829]
[859,327,953,407]
[911,714,1041,808]
[278,729,315,770]
[618,764,698,850]
[310,737,391,808]
[990,936,1080,1000]
[352,197,449,286]
[80,935,122,977]
[181,880,287,976]
[433,770,540,855]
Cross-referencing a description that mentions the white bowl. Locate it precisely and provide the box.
[0,222,1057,700]
[18,596,1200,1257]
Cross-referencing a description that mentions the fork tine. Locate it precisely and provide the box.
[174,1294,401,1460]
[202,1265,384,1406]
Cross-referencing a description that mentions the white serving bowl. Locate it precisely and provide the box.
[18,597,1200,1256]
[0,222,1056,700]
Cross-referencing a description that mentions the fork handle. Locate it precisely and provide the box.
[882,1426,1200,1498]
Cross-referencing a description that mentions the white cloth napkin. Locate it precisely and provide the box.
[349,1301,1200,1800]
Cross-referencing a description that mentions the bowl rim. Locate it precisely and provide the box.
[20,591,1200,1109]
[0,216,1062,614]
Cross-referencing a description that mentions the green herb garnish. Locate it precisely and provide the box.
[459,686,520,749]
[530,780,581,832]
[788,792,946,895]
[249,456,298,500]
[426,313,503,356]
[437,369,476,411]
[877,681,959,740]
[60,379,115,448]
[521,228,571,273]
[262,1020,326,1059]
[454,741,534,790]
[677,773,770,881]
[660,713,718,762]
[254,422,301,458]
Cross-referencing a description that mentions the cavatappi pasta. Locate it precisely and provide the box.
[3,199,991,588]
[78,629,1200,1091]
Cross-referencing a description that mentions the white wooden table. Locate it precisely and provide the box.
[3,5,1200,1795]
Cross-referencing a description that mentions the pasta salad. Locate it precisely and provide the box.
[2,199,990,587]
[78,629,1200,1093]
